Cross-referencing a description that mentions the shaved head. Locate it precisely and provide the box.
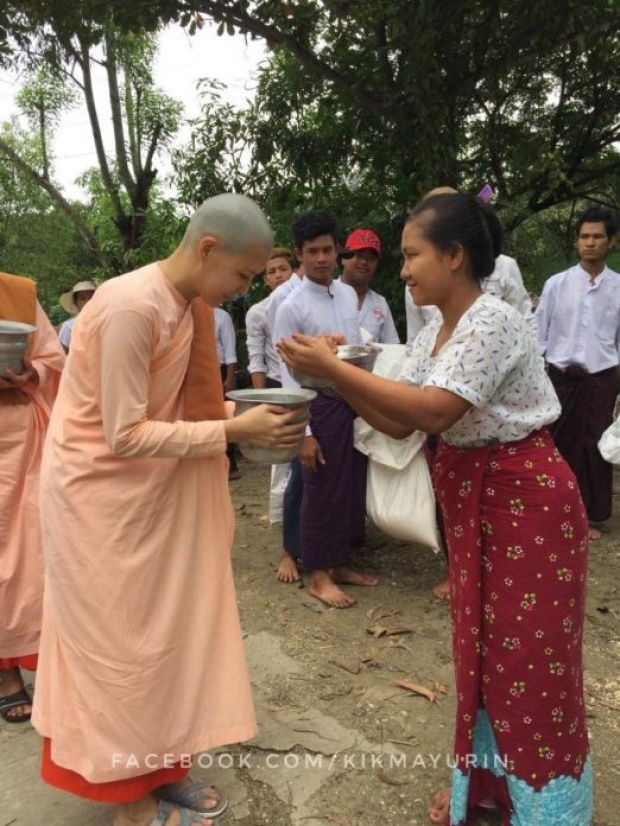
[183,193,273,253]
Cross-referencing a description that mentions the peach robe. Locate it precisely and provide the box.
[0,301,64,659]
[32,264,257,782]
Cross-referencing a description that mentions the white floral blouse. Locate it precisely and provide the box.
[400,294,561,447]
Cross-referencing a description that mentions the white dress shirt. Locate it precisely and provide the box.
[482,255,533,319]
[214,307,237,365]
[58,316,77,349]
[273,278,362,389]
[265,272,303,332]
[357,288,400,344]
[536,264,620,373]
[246,296,281,382]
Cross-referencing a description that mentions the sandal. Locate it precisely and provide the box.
[150,799,214,825]
[156,780,228,818]
[0,686,33,723]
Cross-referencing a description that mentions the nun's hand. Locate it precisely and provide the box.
[0,364,37,391]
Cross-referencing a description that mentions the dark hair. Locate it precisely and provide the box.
[407,193,503,281]
[292,210,339,250]
[575,205,618,239]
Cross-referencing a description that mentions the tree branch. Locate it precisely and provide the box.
[144,120,163,174]
[104,32,136,199]
[124,74,141,176]
[0,134,116,272]
[74,34,126,223]
[197,1,384,109]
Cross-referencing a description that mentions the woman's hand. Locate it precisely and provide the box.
[225,404,308,449]
[0,364,38,392]
[277,334,342,380]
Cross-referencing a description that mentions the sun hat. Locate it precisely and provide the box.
[59,281,97,315]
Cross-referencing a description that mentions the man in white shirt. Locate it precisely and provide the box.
[246,247,294,389]
[246,247,295,527]
[339,229,400,344]
[215,306,240,479]
[536,205,620,540]
[273,210,378,607]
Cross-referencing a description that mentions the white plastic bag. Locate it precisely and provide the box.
[371,343,409,380]
[598,418,620,464]
[354,418,440,551]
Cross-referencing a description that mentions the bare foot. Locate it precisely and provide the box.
[331,566,379,587]
[114,795,214,825]
[309,570,356,608]
[588,527,602,541]
[0,667,32,721]
[432,579,450,600]
[277,550,301,583]
[429,787,450,824]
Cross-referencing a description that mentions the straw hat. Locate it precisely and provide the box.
[59,280,97,315]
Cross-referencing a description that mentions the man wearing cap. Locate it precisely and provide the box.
[58,281,97,353]
[340,229,399,345]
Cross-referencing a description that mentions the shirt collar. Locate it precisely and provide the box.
[575,262,610,285]
[302,277,335,294]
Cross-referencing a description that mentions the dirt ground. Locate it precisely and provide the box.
[228,457,620,826]
[1,458,618,826]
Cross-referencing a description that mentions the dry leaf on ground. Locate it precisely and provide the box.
[394,679,437,702]
[367,624,413,638]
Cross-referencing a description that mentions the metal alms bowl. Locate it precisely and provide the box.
[0,320,37,376]
[226,388,317,464]
[289,344,381,388]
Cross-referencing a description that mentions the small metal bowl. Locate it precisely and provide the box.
[0,320,36,376]
[289,344,381,388]
[226,388,317,464]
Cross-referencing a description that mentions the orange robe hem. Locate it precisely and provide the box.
[41,738,189,803]
[0,654,38,670]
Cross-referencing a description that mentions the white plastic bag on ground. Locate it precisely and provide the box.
[598,418,620,464]
[354,419,440,551]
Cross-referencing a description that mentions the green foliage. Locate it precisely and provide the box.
[1,21,184,276]
[2,0,619,325]
[0,120,49,215]
[16,64,76,131]
[0,206,98,312]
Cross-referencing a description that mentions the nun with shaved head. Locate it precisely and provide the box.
[32,194,307,826]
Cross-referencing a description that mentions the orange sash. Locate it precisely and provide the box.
[183,298,227,422]
[0,271,37,405]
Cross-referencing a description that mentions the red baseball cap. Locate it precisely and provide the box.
[345,228,381,255]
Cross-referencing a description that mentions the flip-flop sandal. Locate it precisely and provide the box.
[0,687,32,723]
[156,780,228,817]
[149,799,214,825]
